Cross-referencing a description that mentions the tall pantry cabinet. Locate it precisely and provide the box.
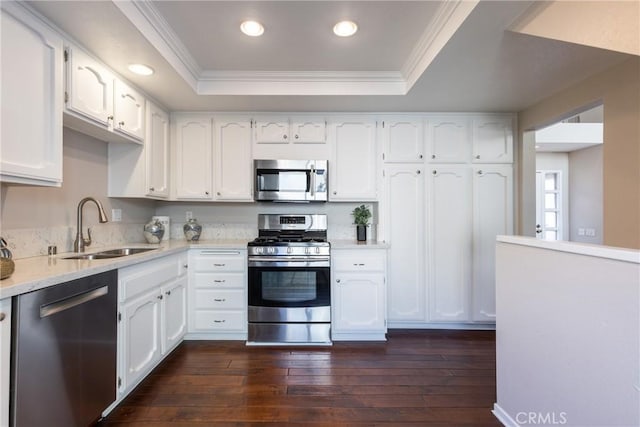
[383,114,514,327]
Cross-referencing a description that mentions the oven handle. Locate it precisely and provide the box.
[310,166,316,198]
[248,256,329,263]
[248,258,330,268]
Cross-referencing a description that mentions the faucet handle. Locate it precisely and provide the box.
[84,228,93,247]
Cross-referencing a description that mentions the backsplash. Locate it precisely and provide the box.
[3,220,374,259]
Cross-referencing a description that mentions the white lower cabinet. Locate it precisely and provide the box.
[332,248,387,341]
[187,249,247,339]
[384,165,427,324]
[0,298,11,427]
[117,253,187,396]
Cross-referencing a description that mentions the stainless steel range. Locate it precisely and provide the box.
[247,214,331,345]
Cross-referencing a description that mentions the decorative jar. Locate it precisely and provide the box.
[183,218,202,241]
[143,219,165,244]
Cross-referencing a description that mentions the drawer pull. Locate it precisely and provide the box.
[353,263,365,266]
[214,298,226,302]
[214,319,226,323]
[213,263,226,267]
[213,280,226,283]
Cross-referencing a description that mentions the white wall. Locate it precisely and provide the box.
[494,237,640,427]
[569,145,603,244]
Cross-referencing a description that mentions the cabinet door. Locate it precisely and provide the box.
[290,117,326,143]
[213,117,253,201]
[472,116,513,163]
[66,46,113,127]
[145,101,169,198]
[472,165,513,322]
[333,273,385,333]
[428,166,472,322]
[1,5,63,186]
[174,117,213,199]
[161,276,187,354]
[114,79,145,141]
[384,165,426,322]
[254,118,289,143]
[120,290,161,392]
[382,117,424,162]
[0,299,11,427]
[427,116,470,163]
[329,118,378,200]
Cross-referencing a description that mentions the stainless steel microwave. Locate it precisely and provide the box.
[254,160,328,202]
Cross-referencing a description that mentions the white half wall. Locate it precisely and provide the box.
[494,236,640,426]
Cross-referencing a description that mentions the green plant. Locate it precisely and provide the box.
[352,204,372,226]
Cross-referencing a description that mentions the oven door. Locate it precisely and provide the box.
[248,258,330,322]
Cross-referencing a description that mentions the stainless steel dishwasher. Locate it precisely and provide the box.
[11,270,117,427]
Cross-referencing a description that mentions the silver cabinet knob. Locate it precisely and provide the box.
[217,192,221,196]
[432,170,437,175]
[417,170,421,174]
[0,313,5,322]
[333,191,337,195]
[119,121,125,127]
[336,279,341,283]
[475,155,481,159]
[477,170,483,175]
[157,294,163,300]
[107,115,114,121]
[431,154,436,159]
[205,191,210,195]
[166,290,171,296]
[295,134,299,139]
[149,187,155,191]
[419,154,423,159]
[283,134,288,140]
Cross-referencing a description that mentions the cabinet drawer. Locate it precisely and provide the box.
[194,289,245,310]
[193,310,246,331]
[193,273,245,289]
[119,255,180,301]
[333,251,386,272]
[192,252,245,272]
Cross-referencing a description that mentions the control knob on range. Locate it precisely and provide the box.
[305,247,311,254]
[267,247,276,254]
[255,247,264,254]
[287,247,292,254]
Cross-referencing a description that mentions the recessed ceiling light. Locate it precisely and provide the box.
[333,20,358,37]
[241,20,264,37]
[128,64,154,76]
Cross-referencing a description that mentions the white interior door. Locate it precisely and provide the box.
[536,170,563,240]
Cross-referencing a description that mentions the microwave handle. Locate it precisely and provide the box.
[310,166,316,198]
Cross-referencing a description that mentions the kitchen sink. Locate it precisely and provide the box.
[63,247,157,260]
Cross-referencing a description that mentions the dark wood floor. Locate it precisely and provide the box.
[100,330,500,426]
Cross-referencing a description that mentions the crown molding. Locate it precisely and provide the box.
[113,0,471,96]
[402,0,479,91]
[113,0,201,90]
[197,71,407,95]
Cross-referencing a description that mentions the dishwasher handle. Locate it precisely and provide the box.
[40,285,109,318]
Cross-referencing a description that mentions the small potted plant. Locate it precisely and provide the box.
[352,204,372,242]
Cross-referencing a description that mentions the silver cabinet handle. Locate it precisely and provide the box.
[0,313,5,322]
[213,279,226,283]
[166,290,171,296]
[214,298,226,302]
[214,319,226,323]
[157,294,163,300]
[213,263,226,267]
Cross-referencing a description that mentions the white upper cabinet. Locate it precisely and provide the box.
[0,3,63,186]
[290,117,326,143]
[64,44,145,144]
[213,117,253,201]
[254,117,289,143]
[254,116,326,144]
[113,79,145,141]
[173,116,213,200]
[381,117,425,163]
[108,100,169,198]
[427,116,471,163]
[328,117,378,201]
[66,46,113,127]
[472,116,514,163]
[145,101,169,198]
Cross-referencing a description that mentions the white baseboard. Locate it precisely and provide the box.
[492,403,519,427]
[387,322,496,330]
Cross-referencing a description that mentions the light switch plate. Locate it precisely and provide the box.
[111,209,122,222]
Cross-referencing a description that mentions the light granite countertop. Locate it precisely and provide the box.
[0,239,249,299]
[0,238,389,299]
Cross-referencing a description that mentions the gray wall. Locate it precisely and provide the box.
[569,145,603,244]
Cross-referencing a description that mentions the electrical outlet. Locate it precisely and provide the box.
[111,209,122,222]
[578,228,585,236]
[586,228,596,237]
[186,211,193,221]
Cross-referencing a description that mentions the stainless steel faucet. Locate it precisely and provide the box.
[74,197,108,252]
